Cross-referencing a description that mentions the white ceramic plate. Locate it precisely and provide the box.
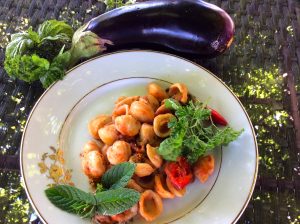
[20,51,258,224]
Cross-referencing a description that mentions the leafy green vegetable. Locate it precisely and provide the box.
[44,163,140,219]
[4,20,74,88]
[45,185,97,218]
[101,162,136,190]
[158,99,243,163]
[37,20,73,42]
[96,188,140,216]
[4,54,49,83]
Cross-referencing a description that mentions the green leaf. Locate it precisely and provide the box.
[95,188,140,215]
[4,54,49,83]
[39,48,71,88]
[101,162,136,190]
[5,28,40,58]
[38,20,74,42]
[164,98,180,110]
[45,185,96,218]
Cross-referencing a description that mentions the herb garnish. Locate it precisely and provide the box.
[157,99,243,163]
[45,162,140,218]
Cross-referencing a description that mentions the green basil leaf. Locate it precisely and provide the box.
[45,185,96,218]
[39,49,71,88]
[5,27,40,57]
[38,20,74,42]
[101,162,136,190]
[95,188,140,215]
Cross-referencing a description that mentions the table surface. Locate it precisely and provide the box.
[0,0,299,223]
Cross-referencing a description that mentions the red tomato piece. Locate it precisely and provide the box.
[165,157,193,190]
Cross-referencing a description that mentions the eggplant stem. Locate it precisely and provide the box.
[67,23,113,68]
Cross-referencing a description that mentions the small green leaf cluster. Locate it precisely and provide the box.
[45,162,139,218]
[4,20,73,88]
[158,99,243,163]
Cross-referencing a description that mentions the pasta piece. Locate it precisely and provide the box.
[139,124,158,145]
[135,163,155,177]
[81,140,102,157]
[115,115,141,137]
[146,144,163,168]
[81,150,106,179]
[168,83,188,103]
[98,124,119,146]
[141,95,160,111]
[107,141,131,165]
[112,104,129,120]
[100,144,110,162]
[115,96,139,108]
[133,175,155,190]
[111,204,138,223]
[193,155,215,183]
[127,179,144,193]
[153,113,175,138]
[88,115,112,139]
[154,174,175,199]
[166,177,186,197]
[129,100,155,123]
[147,83,168,102]
[139,190,163,221]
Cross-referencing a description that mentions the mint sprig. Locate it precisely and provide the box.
[101,162,136,190]
[45,162,139,218]
[96,188,140,215]
[45,185,96,218]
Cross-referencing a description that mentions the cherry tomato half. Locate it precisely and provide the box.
[164,157,193,190]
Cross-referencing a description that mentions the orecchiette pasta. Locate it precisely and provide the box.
[112,104,129,120]
[115,96,139,108]
[153,113,175,138]
[147,82,168,102]
[133,175,155,190]
[139,123,157,145]
[134,163,155,177]
[193,154,215,183]
[154,174,175,199]
[82,82,216,223]
[129,100,154,123]
[141,94,160,111]
[82,140,102,157]
[166,177,186,197]
[139,190,163,221]
[88,115,112,139]
[168,83,188,103]
[127,179,144,193]
[115,115,141,137]
[146,144,163,168]
[98,124,119,146]
[107,140,131,165]
[81,150,106,179]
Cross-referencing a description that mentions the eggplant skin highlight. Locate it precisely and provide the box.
[72,0,234,60]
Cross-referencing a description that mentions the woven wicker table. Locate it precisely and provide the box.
[0,0,299,223]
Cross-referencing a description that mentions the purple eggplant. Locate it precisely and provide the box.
[70,0,234,64]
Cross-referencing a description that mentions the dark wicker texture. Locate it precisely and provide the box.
[0,0,299,223]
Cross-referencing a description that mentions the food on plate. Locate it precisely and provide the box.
[45,82,243,223]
